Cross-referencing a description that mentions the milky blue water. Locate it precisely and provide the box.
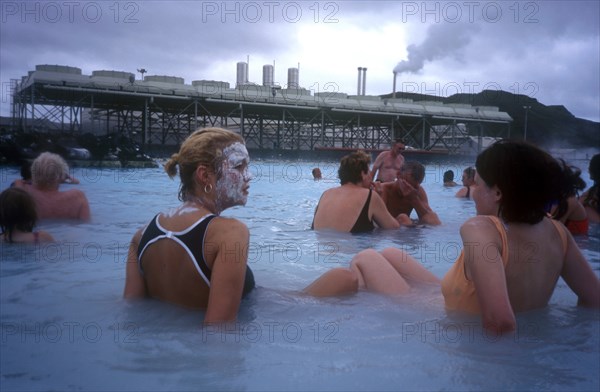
[1,152,598,391]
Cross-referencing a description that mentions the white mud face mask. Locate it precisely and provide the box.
[216,142,251,210]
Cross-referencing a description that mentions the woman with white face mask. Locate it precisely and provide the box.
[124,128,254,324]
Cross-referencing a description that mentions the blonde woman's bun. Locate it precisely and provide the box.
[164,153,179,179]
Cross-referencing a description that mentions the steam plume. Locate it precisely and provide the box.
[394,23,479,74]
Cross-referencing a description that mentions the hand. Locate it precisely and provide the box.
[395,213,413,226]
[371,181,383,194]
[397,179,417,199]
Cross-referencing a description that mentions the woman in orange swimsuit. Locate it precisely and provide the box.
[310,141,600,334]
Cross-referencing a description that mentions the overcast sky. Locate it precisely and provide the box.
[1,0,599,122]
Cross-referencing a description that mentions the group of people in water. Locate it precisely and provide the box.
[1,128,599,335]
[1,152,91,243]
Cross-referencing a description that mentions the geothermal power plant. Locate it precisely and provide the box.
[9,62,511,153]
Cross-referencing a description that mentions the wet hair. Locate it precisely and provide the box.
[164,127,245,201]
[31,152,68,189]
[401,161,425,184]
[476,140,571,224]
[443,170,454,182]
[338,150,371,185]
[0,188,37,243]
[552,160,586,220]
[582,153,600,213]
[312,167,322,180]
[589,154,600,183]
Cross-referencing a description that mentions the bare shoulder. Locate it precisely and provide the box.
[65,188,87,198]
[38,231,55,242]
[374,151,388,163]
[460,216,499,240]
[208,217,249,239]
[131,227,144,243]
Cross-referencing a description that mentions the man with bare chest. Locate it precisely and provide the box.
[376,161,441,226]
[369,140,406,182]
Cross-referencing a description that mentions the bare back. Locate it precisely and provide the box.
[465,217,567,312]
[18,184,90,221]
[313,186,372,232]
[138,211,215,308]
[133,209,248,310]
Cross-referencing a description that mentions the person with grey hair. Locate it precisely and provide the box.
[375,161,441,226]
[14,152,90,221]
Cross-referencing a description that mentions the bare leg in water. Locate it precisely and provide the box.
[303,248,439,297]
[350,248,440,294]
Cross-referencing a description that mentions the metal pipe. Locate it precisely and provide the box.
[362,68,367,95]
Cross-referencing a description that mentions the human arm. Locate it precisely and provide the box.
[123,229,146,299]
[370,191,400,229]
[455,187,468,197]
[369,152,385,182]
[63,174,80,184]
[560,227,600,307]
[461,217,516,334]
[203,218,250,324]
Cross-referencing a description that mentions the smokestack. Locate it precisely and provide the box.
[362,67,367,95]
[357,67,363,95]
[393,71,397,98]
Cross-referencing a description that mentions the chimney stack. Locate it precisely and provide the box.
[393,71,397,98]
[362,67,367,95]
[357,67,363,95]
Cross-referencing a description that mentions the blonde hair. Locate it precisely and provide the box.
[164,128,245,201]
[31,152,68,189]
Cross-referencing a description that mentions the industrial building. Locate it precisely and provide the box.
[9,63,512,154]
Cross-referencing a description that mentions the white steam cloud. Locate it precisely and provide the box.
[394,23,480,74]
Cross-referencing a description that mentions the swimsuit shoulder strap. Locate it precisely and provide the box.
[485,216,509,267]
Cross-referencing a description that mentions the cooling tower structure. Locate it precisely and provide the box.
[262,64,274,87]
[357,67,367,95]
[236,61,249,87]
[287,67,299,89]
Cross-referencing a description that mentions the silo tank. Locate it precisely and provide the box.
[287,67,299,89]
[236,62,248,87]
[263,65,274,87]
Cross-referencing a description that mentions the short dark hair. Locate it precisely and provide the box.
[476,140,567,224]
[443,170,454,182]
[590,153,600,183]
[0,188,38,243]
[338,150,371,184]
[552,159,586,220]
